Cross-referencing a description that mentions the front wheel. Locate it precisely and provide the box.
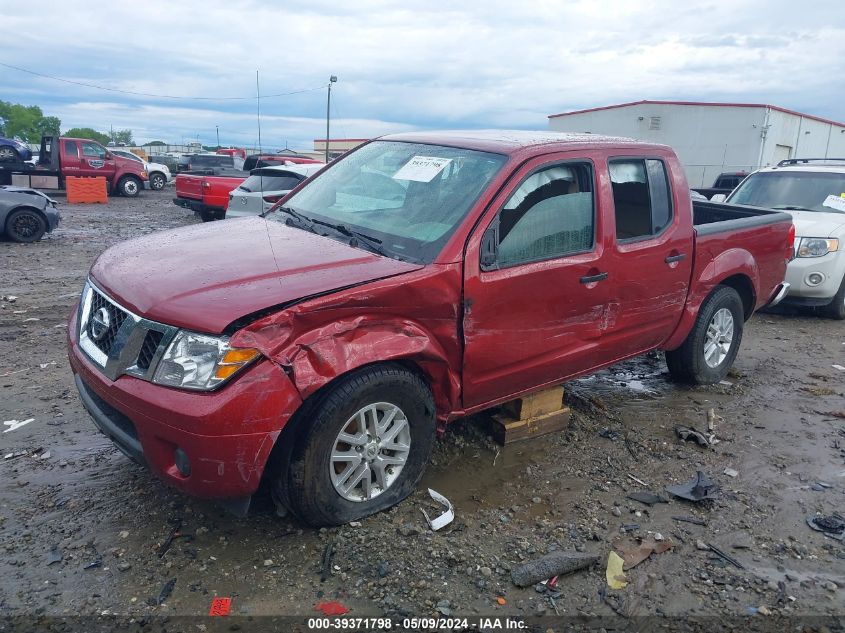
[116,176,141,197]
[0,146,20,162]
[281,364,436,526]
[822,275,845,320]
[5,208,47,242]
[149,172,166,190]
[665,285,744,384]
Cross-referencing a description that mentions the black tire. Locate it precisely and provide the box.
[149,172,167,190]
[5,208,47,243]
[0,146,20,162]
[665,285,744,384]
[116,176,141,197]
[281,364,436,526]
[822,275,845,320]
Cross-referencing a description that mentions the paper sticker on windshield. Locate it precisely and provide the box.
[393,156,452,182]
[822,195,845,212]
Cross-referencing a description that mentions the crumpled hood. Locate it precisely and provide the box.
[90,218,422,333]
[787,210,845,238]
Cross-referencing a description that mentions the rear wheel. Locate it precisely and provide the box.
[665,285,744,384]
[280,364,436,526]
[117,176,141,197]
[5,208,46,243]
[149,172,166,190]
[822,275,845,320]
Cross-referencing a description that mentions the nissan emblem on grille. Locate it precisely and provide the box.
[90,307,111,342]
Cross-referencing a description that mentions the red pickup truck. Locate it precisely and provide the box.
[174,156,322,221]
[0,135,148,196]
[68,131,793,526]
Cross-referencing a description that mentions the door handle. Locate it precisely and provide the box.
[580,272,608,284]
[665,253,687,264]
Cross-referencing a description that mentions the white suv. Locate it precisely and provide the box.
[727,158,845,319]
[109,149,172,191]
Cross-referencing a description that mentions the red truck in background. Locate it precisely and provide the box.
[0,135,148,196]
[173,155,322,221]
[69,131,793,526]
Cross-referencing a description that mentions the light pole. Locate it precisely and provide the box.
[325,75,338,162]
[216,126,220,149]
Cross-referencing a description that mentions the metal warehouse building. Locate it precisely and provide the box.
[548,100,845,188]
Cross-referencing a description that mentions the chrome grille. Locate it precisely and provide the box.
[87,289,128,355]
[77,281,178,382]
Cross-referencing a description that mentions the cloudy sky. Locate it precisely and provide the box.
[2,0,844,151]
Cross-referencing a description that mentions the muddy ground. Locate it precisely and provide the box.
[1,189,843,630]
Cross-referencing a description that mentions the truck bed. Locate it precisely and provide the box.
[692,200,791,235]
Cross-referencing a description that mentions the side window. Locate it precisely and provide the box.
[494,163,595,268]
[610,158,672,241]
[63,140,79,158]
[81,142,106,159]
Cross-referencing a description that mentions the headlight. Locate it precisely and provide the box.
[152,331,259,391]
[797,237,839,258]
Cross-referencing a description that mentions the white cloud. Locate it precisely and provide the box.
[2,0,844,145]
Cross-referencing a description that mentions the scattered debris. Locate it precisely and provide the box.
[620,524,640,533]
[421,488,454,531]
[613,537,674,570]
[816,410,845,419]
[2,295,18,303]
[320,539,335,582]
[209,597,232,616]
[724,468,739,478]
[605,551,628,589]
[315,601,349,616]
[157,519,192,558]
[811,482,832,491]
[3,418,35,433]
[599,428,621,441]
[627,491,668,506]
[802,386,838,396]
[707,543,745,569]
[806,513,845,540]
[832,364,845,372]
[666,471,720,502]
[495,596,507,606]
[672,515,707,526]
[718,380,732,387]
[83,558,102,570]
[626,473,648,486]
[510,551,598,587]
[675,425,718,448]
[148,578,176,606]
[46,546,62,566]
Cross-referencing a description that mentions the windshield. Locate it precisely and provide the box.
[239,172,302,193]
[273,141,506,263]
[729,171,845,213]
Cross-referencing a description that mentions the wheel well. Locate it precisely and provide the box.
[718,274,755,320]
[5,206,47,231]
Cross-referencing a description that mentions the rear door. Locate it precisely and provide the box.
[462,153,615,407]
[601,155,693,356]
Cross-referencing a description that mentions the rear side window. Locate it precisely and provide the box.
[239,173,303,192]
[63,140,79,158]
[610,158,672,241]
[495,162,595,268]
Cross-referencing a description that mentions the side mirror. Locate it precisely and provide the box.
[710,194,727,203]
[104,152,113,160]
[479,221,499,270]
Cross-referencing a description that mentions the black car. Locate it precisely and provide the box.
[0,186,61,242]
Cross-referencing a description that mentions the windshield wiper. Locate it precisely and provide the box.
[772,205,819,212]
[307,219,393,258]
[269,205,316,229]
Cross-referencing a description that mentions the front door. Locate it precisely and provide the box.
[462,154,614,408]
[77,141,117,181]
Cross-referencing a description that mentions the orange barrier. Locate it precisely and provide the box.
[66,177,108,204]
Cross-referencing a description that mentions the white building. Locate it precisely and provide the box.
[548,100,845,188]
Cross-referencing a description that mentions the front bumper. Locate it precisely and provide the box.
[782,252,845,304]
[67,307,303,500]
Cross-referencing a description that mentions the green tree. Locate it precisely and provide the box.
[0,101,61,142]
[112,129,134,145]
[64,127,111,145]
[144,140,166,147]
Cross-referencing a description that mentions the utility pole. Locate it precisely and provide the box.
[326,75,338,162]
[216,125,220,149]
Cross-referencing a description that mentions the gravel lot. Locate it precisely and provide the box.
[1,189,843,629]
